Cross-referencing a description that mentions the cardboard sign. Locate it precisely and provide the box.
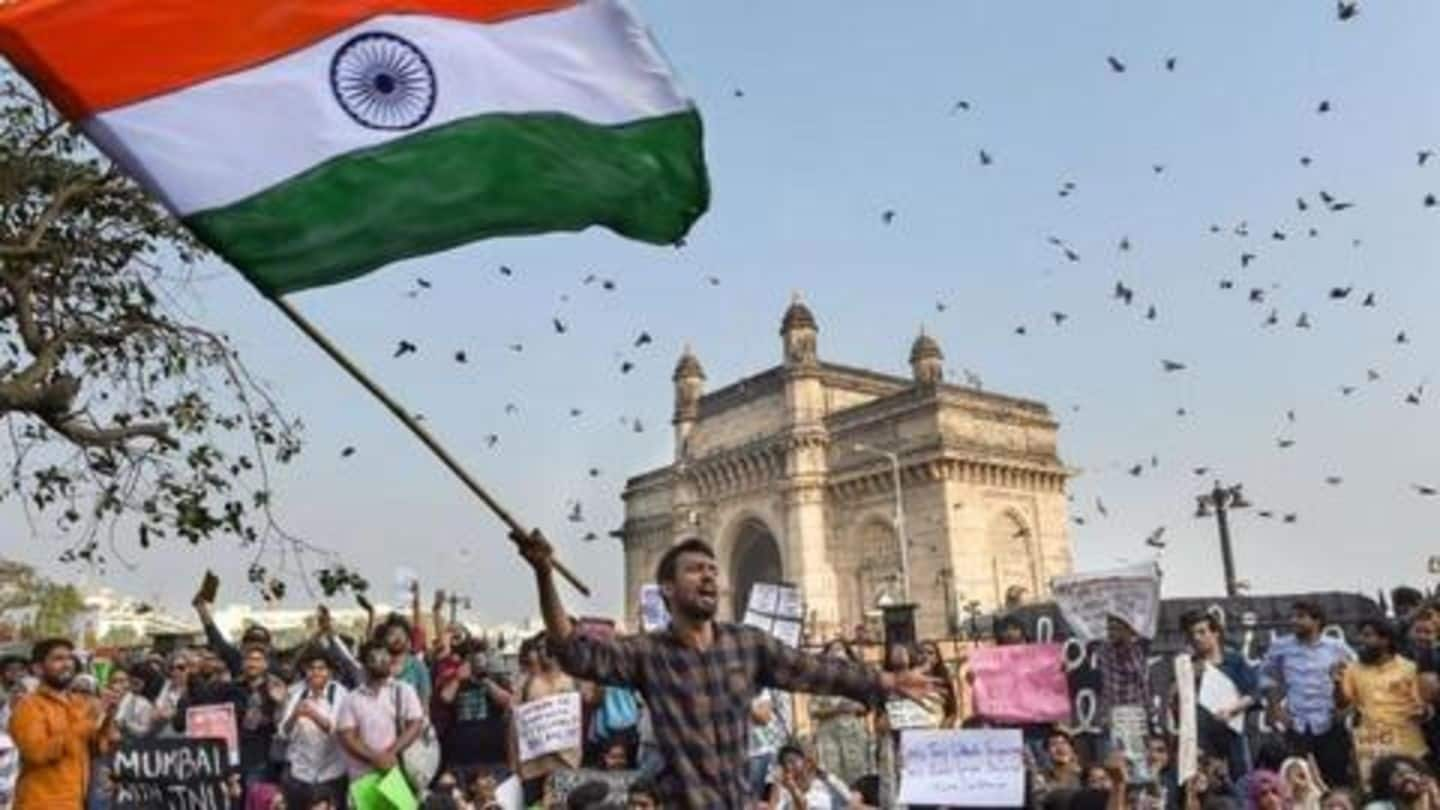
[1051,562,1161,641]
[744,581,805,647]
[1175,654,1198,785]
[639,584,669,632]
[969,644,1071,724]
[112,738,230,810]
[886,699,939,730]
[897,729,1025,807]
[547,769,639,806]
[185,704,239,767]
[515,692,582,763]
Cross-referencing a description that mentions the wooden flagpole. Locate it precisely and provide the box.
[271,296,591,597]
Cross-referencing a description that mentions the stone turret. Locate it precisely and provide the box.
[780,292,819,368]
[909,329,944,387]
[673,345,705,458]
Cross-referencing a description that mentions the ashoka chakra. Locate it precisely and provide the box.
[330,32,437,131]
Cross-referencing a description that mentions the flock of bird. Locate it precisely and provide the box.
[333,0,1438,575]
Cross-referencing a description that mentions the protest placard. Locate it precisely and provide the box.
[897,728,1025,807]
[639,584,669,632]
[1051,562,1161,641]
[185,704,238,767]
[113,738,230,810]
[969,644,1071,724]
[515,692,582,763]
[743,581,805,646]
[1175,654,1198,785]
[886,699,939,730]
[547,769,639,805]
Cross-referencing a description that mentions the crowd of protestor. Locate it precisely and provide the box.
[2,573,1440,809]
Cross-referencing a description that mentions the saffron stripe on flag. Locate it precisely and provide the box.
[0,0,575,118]
[82,5,692,216]
[185,110,708,296]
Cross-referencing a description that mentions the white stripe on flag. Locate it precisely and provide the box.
[82,0,690,216]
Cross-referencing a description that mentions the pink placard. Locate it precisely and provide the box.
[970,643,1071,724]
[186,703,239,766]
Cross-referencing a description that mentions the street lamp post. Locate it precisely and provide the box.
[854,443,911,601]
[1194,481,1252,597]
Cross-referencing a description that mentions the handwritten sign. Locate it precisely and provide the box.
[185,704,238,767]
[886,699,939,730]
[547,769,639,805]
[897,729,1025,807]
[1051,562,1161,641]
[744,582,805,647]
[639,585,669,632]
[113,738,230,810]
[969,644,1070,724]
[515,692,582,763]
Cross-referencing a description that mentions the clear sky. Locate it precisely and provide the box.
[9,0,1440,621]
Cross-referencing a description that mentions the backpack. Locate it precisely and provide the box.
[589,687,640,743]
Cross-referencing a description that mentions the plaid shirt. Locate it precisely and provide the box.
[1095,639,1151,723]
[550,622,886,809]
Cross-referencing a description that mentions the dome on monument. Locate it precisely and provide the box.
[673,347,705,380]
[780,294,818,335]
[909,331,943,363]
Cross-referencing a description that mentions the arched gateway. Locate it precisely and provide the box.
[617,296,1073,640]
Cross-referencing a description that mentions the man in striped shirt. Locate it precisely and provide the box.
[514,532,939,809]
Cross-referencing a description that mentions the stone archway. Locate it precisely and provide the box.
[988,510,1037,607]
[730,518,782,621]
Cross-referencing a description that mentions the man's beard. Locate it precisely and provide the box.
[1358,646,1385,665]
[676,598,717,622]
[43,671,74,690]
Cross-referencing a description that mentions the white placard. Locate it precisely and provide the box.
[887,699,939,730]
[898,729,1025,807]
[515,692,581,764]
[1175,654,1198,785]
[1197,662,1244,733]
[639,584,669,632]
[748,583,779,614]
[1051,562,1161,641]
[743,611,771,635]
[771,618,802,648]
[744,582,805,646]
[774,585,804,620]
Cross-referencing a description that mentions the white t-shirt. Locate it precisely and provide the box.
[334,679,423,779]
[281,681,349,784]
[773,772,851,810]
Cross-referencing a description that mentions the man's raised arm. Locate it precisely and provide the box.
[512,529,640,687]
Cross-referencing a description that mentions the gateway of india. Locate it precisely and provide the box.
[618,296,1074,640]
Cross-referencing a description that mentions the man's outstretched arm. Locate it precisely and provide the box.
[758,630,939,707]
[513,529,640,687]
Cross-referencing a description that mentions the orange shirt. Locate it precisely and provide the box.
[10,686,98,810]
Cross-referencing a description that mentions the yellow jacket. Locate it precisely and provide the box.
[10,686,97,810]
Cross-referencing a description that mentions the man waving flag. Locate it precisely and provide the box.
[0,0,709,294]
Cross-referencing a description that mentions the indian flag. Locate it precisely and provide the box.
[0,0,709,295]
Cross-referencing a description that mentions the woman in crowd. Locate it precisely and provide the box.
[808,641,874,787]
[1282,757,1328,810]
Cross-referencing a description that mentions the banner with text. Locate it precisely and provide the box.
[1051,562,1161,641]
[515,692,582,764]
[970,644,1071,724]
[113,738,230,810]
[898,728,1025,808]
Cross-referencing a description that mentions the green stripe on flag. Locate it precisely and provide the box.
[187,109,708,295]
